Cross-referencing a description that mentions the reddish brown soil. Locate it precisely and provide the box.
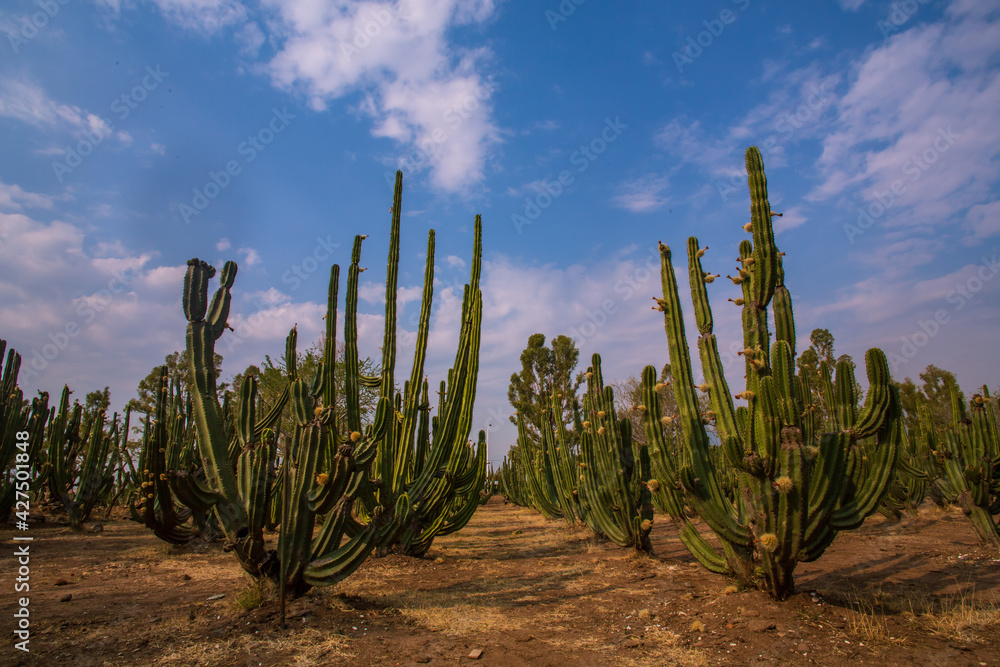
[2,498,998,666]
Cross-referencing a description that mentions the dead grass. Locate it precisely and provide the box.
[922,590,1000,642]
[399,601,520,634]
[844,598,907,647]
[144,627,352,666]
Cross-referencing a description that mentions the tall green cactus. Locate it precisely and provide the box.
[644,146,902,598]
[0,341,50,523]
[932,386,1000,546]
[577,354,653,551]
[47,386,120,530]
[354,176,488,558]
[183,170,484,594]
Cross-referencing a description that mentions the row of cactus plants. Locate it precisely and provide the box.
[1,339,131,529]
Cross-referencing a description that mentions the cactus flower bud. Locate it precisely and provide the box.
[582,420,591,429]
[773,476,794,494]
[647,479,660,493]
[350,431,362,442]
[598,426,606,435]
[640,519,653,532]
[598,411,606,418]
[759,533,779,552]
[316,473,329,485]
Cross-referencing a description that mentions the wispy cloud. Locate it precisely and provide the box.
[613,174,671,213]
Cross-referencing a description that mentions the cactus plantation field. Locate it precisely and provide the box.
[3,150,999,666]
[2,496,999,666]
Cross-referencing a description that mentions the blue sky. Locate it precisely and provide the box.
[1,0,998,465]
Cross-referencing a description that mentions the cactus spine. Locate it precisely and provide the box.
[645,146,902,598]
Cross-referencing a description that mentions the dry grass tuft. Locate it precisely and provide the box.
[845,598,906,646]
[401,601,520,635]
[922,590,1000,642]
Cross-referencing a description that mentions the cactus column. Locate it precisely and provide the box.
[644,146,902,598]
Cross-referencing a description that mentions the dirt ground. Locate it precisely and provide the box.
[2,497,999,667]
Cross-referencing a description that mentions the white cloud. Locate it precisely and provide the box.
[809,2,1000,237]
[0,182,55,212]
[445,255,465,268]
[148,0,248,34]
[257,0,500,193]
[613,174,671,213]
[150,142,166,155]
[216,237,232,251]
[238,246,262,266]
[0,78,127,144]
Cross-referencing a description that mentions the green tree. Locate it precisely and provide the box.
[78,386,110,423]
[229,337,381,439]
[897,364,966,432]
[507,333,585,445]
[795,328,835,382]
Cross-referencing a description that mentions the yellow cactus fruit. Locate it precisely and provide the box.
[774,476,794,494]
[759,533,779,552]
[314,406,323,417]
[350,431,362,442]
[646,479,660,493]
[640,519,653,532]
[316,473,329,485]
[697,383,710,393]
[582,420,591,429]
[597,426,606,435]
[660,415,674,426]
[637,405,647,413]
